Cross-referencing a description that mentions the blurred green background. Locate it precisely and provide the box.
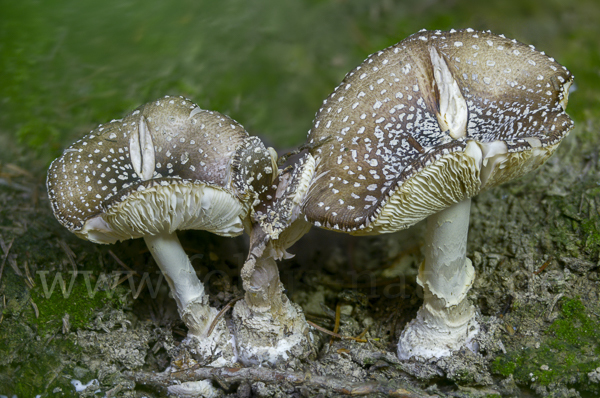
[0,0,598,174]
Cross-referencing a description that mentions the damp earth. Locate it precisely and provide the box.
[1,127,599,397]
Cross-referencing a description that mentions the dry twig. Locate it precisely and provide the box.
[127,366,431,397]
[0,237,15,286]
[207,296,242,337]
[534,258,552,275]
[330,302,342,345]
[23,259,35,287]
[307,320,367,343]
[58,240,78,275]
[31,299,39,318]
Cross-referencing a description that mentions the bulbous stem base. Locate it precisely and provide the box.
[235,241,312,365]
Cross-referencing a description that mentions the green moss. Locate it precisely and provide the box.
[548,298,600,355]
[30,270,126,335]
[491,298,600,393]
[491,357,518,377]
[0,271,88,396]
[9,337,81,398]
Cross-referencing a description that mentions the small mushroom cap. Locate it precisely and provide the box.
[301,29,573,234]
[250,152,315,258]
[47,96,276,243]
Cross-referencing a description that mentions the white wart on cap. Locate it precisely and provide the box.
[47,96,276,243]
[302,28,573,234]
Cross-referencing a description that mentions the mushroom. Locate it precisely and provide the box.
[47,95,277,365]
[281,29,573,359]
[231,153,315,364]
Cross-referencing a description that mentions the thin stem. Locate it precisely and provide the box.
[144,231,214,336]
[207,296,242,337]
[307,320,367,343]
[128,366,431,398]
[144,231,205,309]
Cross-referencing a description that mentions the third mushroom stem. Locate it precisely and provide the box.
[242,246,285,315]
[233,226,312,365]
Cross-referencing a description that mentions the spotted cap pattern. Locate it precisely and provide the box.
[255,152,315,239]
[231,137,278,205]
[301,29,573,233]
[47,95,274,236]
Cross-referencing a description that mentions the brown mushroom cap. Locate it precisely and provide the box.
[47,96,275,243]
[302,29,573,234]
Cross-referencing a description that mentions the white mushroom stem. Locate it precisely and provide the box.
[233,228,311,364]
[398,198,479,360]
[243,254,285,314]
[144,231,214,337]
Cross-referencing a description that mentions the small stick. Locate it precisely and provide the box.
[276,136,332,166]
[0,237,14,286]
[307,320,367,343]
[133,278,146,300]
[31,299,39,318]
[23,259,35,287]
[116,274,130,287]
[330,302,342,345]
[207,296,243,337]
[58,240,78,276]
[356,326,370,340]
[128,365,432,397]
[8,257,22,277]
[109,250,140,276]
[534,259,552,275]
[406,136,424,153]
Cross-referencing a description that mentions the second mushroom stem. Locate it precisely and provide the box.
[144,231,214,337]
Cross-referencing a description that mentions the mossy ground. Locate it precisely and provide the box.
[492,297,600,395]
[1,0,600,397]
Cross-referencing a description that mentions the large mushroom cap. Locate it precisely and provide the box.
[302,29,573,234]
[47,96,276,243]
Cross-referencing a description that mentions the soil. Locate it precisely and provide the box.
[1,126,599,397]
